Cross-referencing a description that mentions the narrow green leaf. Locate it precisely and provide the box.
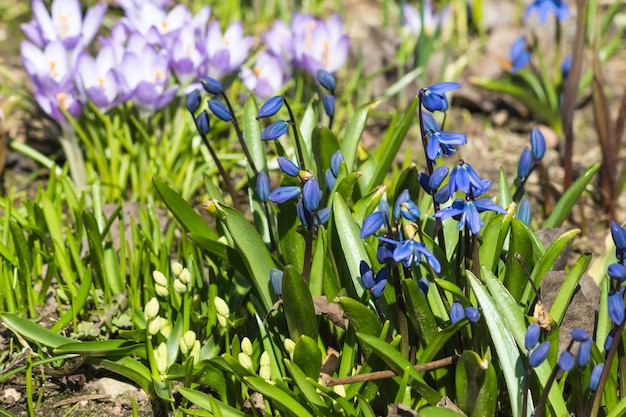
[243,96,266,173]
[416,407,466,417]
[284,360,327,410]
[90,356,152,394]
[402,279,438,346]
[356,333,442,405]
[309,228,325,297]
[282,265,318,340]
[293,335,322,380]
[478,212,511,274]
[549,253,592,325]
[243,376,314,417]
[543,162,601,228]
[497,167,512,208]
[455,351,497,417]
[335,297,383,356]
[178,387,246,417]
[0,313,75,349]
[333,193,368,297]
[51,269,93,333]
[529,228,580,295]
[55,339,143,356]
[504,219,535,302]
[341,100,378,172]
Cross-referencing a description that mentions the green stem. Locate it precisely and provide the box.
[221,93,258,175]
[59,129,88,189]
[282,96,306,171]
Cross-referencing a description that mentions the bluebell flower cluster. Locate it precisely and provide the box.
[360,261,388,299]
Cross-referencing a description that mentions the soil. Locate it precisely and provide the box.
[1,0,626,416]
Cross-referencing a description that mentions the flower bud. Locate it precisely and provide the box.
[259,351,271,380]
[589,363,604,391]
[257,171,270,202]
[277,156,300,177]
[190,340,201,365]
[171,262,183,277]
[322,94,335,118]
[156,342,168,374]
[530,127,546,160]
[360,212,385,238]
[316,69,336,92]
[148,316,163,335]
[238,352,253,370]
[241,337,253,356]
[528,341,550,367]
[200,77,224,95]
[258,96,284,118]
[181,330,197,355]
[608,291,625,325]
[179,268,192,285]
[155,284,169,298]
[517,147,533,179]
[270,269,283,296]
[195,110,210,135]
[525,322,540,350]
[518,197,531,225]
[450,302,465,324]
[186,89,202,113]
[173,279,187,294]
[464,307,481,323]
[214,296,230,317]
[283,338,296,356]
[261,120,288,141]
[208,99,232,122]
[153,270,168,286]
[577,340,591,367]
[302,178,322,211]
[269,185,300,204]
[144,297,160,321]
[558,351,574,371]
[571,327,590,342]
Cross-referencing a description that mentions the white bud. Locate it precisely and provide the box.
[173,279,187,294]
[153,270,168,287]
[156,342,168,375]
[259,351,271,380]
[155,284,169,298]
[284,338,296,356]
[190,340,201,365]
[171,262,183,276]
[181,330,197,355]
[179,268,192,284]
[217,314,228,328]
[144,297,160,321]
[160,323,172,339]
[148,316,163,335]
[241,337,253,356]
[238,352,253,370]
[214,296,230,317]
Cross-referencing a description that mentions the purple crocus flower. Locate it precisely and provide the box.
[292,13,349,75]
[167,22,210,86]
[120,43,178,110]
[402,1,449,36]
[75,44,125,111]
[121,3,194,46]
[21,0,106,50]
[204,21,252,78]
[263,20,295,61]
[117,0,169,12]
[240,52,289,98]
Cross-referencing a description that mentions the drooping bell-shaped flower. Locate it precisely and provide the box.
[420,82,461,113]
[530,127,546,160]
[256,171,270,202]
[261,120,288,141]
[464,307,481,323]
[186,89,202,113]
[558,351,575,371]
[525,322,541,350]
[208,99,232,122]
[450,302,465,324]
[258,96,284,119]
[517,147,533,179]
[200,76,224,95]
[317,69,336,92]
[277,156,300,177]
[508,36,530,74]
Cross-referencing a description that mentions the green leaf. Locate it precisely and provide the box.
[455,351,497,417]
[467,271,527,417]
[284,360,327,410]
[309,228,326,297]
[332,193,368,297]
[478,267,569,417]
[282,265,318,340]
[312,126,340,185]
[178,387,246,417]
[479,213,511,274]
[0,313,75,349]
[356,333,442,405]
[293,335,322,380]
[341,100,378,172]
[211,202,276,313]
[504,219,535,302]
[530,228,580,291]
[549,253,592,325]
[416,407,466,417]
[543,162,601,228]
[91,356,152,394]
[497,167,512,207]
[402,279,438,346]
[243,376,314,417]
[335,297,383,357]
[243,96,266,173]
[50,269,93,333]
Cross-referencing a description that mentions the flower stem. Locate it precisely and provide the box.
[221,93,258,176]
[282,96,307,171]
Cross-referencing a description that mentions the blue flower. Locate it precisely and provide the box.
[577,340,591,367]
[448,160,491,196]
[571,327,590,342]
[561,55,572,80]
[525,322,540,350]
[608,291,625,325]
[186,89,201,113]
[361,211,386,238]
[608,263,626,283]
[208,99,232,122]
[399,200,421,222]
[530,127,546,160]
[450,302,465,324]
[297,199,330,227]
[420,82,461,113]
[418,278,429,298]
[524,0,570,23]
[508,36,530,74]
[611,221,626,259]
[317,69,336,92]
[605,329,615,352]
[277,156,300,177]
[589,363,604,391]
[360,261,388,298]
[257,171,270,202]
[435,197,506,235]
[377,240,394,263]
[558,351,574,371]
[393,189,412,220]
[517,147,533,179]
[200,76,224,95]
[529,341,550,367]
[302,178,322,211]
[423,115,467,161]
[261,120,289,141]
[269,185,300,204]
[195,110,210,135]
[464,307,481,323]
[258,96,284,118]
[381,237,441,273]
[322,94,335,117]
[270,268,283,296]
[518,197,531,225]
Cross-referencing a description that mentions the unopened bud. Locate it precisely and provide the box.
[173,279,187,294]
[284,338,296,356]
[179,268,192,285]
[190,340,201,365]
[155,284,169,298]
[259,351,271,380]
[181,330,197,355]
[160,323,172,339]
[153,270,168,286]
[156,342,168,375]
[241,337,253,356]
[239,352,253,370]
[171,262,183,276]
[144,297,160,321]
[148,316,164,335]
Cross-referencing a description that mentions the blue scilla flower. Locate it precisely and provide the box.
[379,236,442,273]
[361,211,386,238]
[393,189,412,220]
[270,268,283,296]
[524,0,569,23]
[517,147,533,179]
[325,150,344,191]
[420,82,461,113]
[577,339,591,367]
[302,177,323,211]
[200,76,224,95]
[399,200,420,222]
[419,165,449,196]
[448,160,491,196]
[451,302,465,324]
[529,341,550,367]
[208,99,232,122]
[377,240,394,263]
[360,261,388,298]
[269,185,300,204]
[605,329,616,352]
[525,322,541,350]
[322,94,335,118]
[186,89,201,113]
[608,263,626,283]
[608,290,625,325]
[435,197,507,235]
[277,156,300,177]
[257,171,270,202]
[518,197,531,225]
[558,351,575,371]
[418,277,429,298]
[508,36,530,74]
[422,114,467,161]
[464,307,481,323]
[589,363,604,391]
[611,221,626,260]
[296,199,330,227]
[195,110,211,135]
[317,69,336,92]
[561,55,572,81]
[261,120,289,141]
[258,96,284,118]
[530,127,546,160]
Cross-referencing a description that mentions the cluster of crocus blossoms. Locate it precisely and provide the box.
[20,0,350,122]
[241,13,349,98]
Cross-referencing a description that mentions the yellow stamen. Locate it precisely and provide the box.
[56,92,67,108]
